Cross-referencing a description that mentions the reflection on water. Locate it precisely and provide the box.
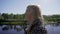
[2,26,9,31]
[0,25,24,34]
[2,25,22,31]
[45,24,60,34]
[1,25,23,31]
[0,24,60,34]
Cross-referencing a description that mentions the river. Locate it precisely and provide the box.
[0,24,60,34]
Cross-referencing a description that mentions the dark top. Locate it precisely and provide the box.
[25,19,47,34]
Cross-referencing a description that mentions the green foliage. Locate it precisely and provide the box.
[0,13,25,20]
[0,13,26,25]
[0,15,4,19]
[43,15,60,23]
[0,13,60,25]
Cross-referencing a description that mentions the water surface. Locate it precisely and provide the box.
[0,24,60,34]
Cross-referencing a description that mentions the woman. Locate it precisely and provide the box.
[25,5,47,34]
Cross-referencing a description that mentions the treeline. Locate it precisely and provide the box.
[0,13,25,20]
[0,13,60,23]
[43,15,60,24]
[0,13,26,25]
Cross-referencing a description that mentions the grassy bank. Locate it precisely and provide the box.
[0,22,27,25]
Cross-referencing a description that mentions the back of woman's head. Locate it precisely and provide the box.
[25,5,43,24]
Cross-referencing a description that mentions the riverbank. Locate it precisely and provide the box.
[0,22,27,25]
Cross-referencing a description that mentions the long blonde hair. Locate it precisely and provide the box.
[25,5,44,34]
[25,5,42,24]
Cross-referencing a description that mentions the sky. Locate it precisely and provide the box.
[0,0,60,15]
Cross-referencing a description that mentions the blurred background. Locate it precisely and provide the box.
[0,0,60,34]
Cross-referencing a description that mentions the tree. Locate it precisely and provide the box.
[2,13,8,19]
